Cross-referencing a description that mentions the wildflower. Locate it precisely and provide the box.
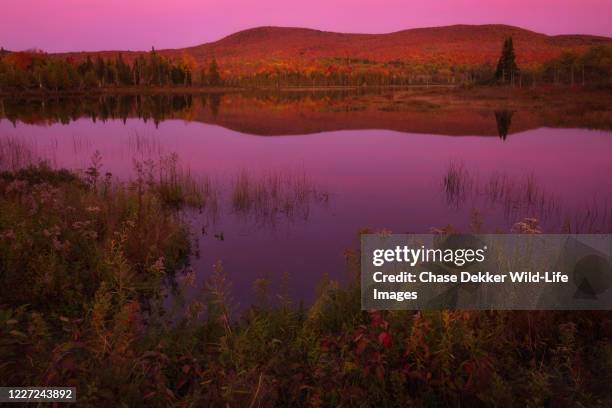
[52,237,70,252]
[185,300,205,320]
[52,237,63,251]
[182,267,196,287]
[511,217,541,234]
[72,220,91,230]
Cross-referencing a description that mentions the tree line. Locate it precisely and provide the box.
[0,48,223,92]
[540,46,612,86]
[493,37,611,87]
[1,42,610,92]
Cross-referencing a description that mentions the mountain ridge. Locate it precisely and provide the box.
[53,24,612,74]
[176,24,612,51]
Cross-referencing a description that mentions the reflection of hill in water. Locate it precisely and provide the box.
[1,89,610,137]
[202,95,531,137]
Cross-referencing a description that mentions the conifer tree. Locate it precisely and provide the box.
[95,56,106,86]
[495,37,519,84]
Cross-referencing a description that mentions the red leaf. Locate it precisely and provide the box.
[378,332,392,348]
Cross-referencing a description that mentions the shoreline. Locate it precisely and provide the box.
[0,85,609,103]
[1,83,609,98]
[0,84,458,97]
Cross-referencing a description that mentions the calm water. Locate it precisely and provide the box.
[1,92,611,306]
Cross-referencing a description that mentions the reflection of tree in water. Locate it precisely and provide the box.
[0,89,402,127]
[0,93,229,126]
[494,110,514,140]
[209,94,222,117]
[0,94,195,126]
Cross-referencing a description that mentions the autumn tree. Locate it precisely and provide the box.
[78,56,95,77]
[581,45,612,84]
[208,58,221,86]
[132,56,146,86]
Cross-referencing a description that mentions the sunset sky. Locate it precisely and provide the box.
[2,0,611,52]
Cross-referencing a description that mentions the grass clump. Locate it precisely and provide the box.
[231,169,328,226]
[0,162,191,313]
[0,162,195,405]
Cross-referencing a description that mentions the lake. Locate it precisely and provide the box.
[1,90,611,307]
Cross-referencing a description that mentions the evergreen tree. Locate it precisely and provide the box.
[105,59,117,85]
[495,37,519,83]
[83,70,98,89]
[95,56,106,86]
[148,47,161,86]
[132,56,145,86]
[115,54,132,86]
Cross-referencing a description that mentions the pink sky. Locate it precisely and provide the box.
[2,0,611,52]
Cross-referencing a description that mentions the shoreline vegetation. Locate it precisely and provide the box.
[1,37,611,95]
[0,79,610,98]
[0,84,463,98]
[1,151,611,405]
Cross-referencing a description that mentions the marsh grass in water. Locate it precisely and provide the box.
[0,162,193,311]
[231,169,329,226]
[138,153,216,211]
[0,136,42,171]
[442,161,612,232]
[442,160,473,209]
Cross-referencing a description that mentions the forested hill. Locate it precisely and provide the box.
[2,24,610,90]
[60,24,611,68]
[181,25,609,64]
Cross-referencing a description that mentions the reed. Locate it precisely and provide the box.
[442,161,610,232]
[231,169,328,225]
[0,136,40,171]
